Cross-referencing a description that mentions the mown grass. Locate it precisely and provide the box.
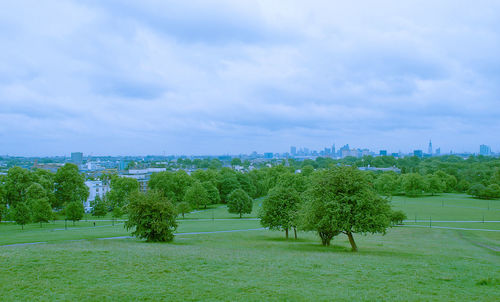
[1,228,499,301]
[0,193,499,301]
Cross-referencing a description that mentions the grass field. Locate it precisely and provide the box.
[1,194,499,301]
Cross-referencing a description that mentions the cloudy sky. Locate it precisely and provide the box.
[1,0,499,156]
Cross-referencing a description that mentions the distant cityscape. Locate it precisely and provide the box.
[0,142,496,213]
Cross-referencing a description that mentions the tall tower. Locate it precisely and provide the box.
[428,140,433,155]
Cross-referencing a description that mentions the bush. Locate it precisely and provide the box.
[390,210,407,225]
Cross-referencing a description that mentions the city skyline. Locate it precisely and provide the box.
[1,1,500,156]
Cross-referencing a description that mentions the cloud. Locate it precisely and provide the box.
[0,0,499,156]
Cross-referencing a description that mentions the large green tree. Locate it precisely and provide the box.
[374,172,399,197]
[12,202,31,230]
[107,176,139,209]
[148,171,193,203]
[426,174,445,196]
[126,191,177,242]
[183,181,210,209]
[260,185,301,239]
[202,181,220,205]
[5,167,33,207]
[65,201,84,225]
[227,189,253,218]
[54,164,88,208]
[300,166,392,251]
[401,173,428,197]
[217,171,241,203]
[32,198,53,227]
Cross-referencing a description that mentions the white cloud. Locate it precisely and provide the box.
[0,0,499,156]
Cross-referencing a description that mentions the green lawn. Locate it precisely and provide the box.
[0,194,499,301]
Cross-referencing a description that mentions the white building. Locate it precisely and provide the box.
[84,180,110,212]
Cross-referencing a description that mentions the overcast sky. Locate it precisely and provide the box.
[1,0,499,156]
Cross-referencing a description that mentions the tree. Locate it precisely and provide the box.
[401,173,428,197]
[483,184,500,199]
[468,183,486,198]
[125,191,177,242]
[13,202,31,230]
[260,185,301,239]
[231,157,242,167]
[183,181,210,209]
[300,166,392,251]
[426,174,445,196]
[176,202,191,218]
[227,189,253,218]
[112,206,123,219]
[0,203,6,224]
[32,198,53,227]
[54,164,89,208]
[456,179,470,193]
[390,210,407,226]
[106,176,139,209]
[4,167,32,207]
[148,171,193,203]
[202,181,220,205]
[65,201,84,225]
[217,172,241,203]
[92,195,108,217]
[374,172,399,197]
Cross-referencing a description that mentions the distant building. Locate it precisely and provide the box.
[71,152,83,165]
[480,144,491,156]
[264,152,273,159]
[428,140,433,155]
[332,144,336,156]
[379,150,387,156]
[413,150,423,158]
[290,146,297,156]
[435,148,441,156]
[84,180,110,213]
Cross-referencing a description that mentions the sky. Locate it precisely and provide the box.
[1,0,499,156]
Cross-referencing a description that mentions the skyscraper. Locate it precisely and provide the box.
[290,146,297,156]
[480,144,491,156]
[71,152,83,165]
[428,140,433,155]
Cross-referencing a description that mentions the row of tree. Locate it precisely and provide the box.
[0,164,88,227]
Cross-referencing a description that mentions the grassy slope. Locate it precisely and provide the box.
[0,193,499,301]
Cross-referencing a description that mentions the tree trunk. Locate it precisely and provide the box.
[294,227,297,239]
[182,213,185,218]
[347,232,358,252]
[40,222,42,228]
[240,212,242,218]
[21,224,24,230]
[285,228,289,239]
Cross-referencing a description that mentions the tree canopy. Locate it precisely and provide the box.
[300,166,392,251]
[126,191,178,242]
[260,185,301,239]
[227,189,253,218]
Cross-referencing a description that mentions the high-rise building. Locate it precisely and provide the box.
[480,144,491,156]
[71,152,83,165]
[435,148,441,156]
[414,150,423,158]
[379,150,387,156]
[332,144,336,155]
[428,140,433,155]
[290,146,297,156]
